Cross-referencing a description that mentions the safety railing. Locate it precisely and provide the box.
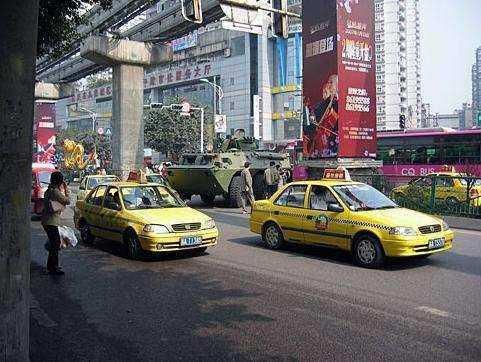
[366,174,481,219]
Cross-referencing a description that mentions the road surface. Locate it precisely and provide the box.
[30,198,481,361]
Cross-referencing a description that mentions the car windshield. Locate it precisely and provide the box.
[87,176,119,189]
[38,171,52,185]
[146,174,165,184]
[459,178,481,186]
[120,186,184,210]
[333,184,398,211]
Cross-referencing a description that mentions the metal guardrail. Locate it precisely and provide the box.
[366,174,481,219]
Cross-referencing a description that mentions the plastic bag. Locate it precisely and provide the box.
[58,226,78,248]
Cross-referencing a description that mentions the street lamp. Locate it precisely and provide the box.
[200,77,224,115]
[79,107,98,132]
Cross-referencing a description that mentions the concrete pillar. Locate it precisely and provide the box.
[258,24,273,143]
[80,35,172,179]
[112,64,145,178]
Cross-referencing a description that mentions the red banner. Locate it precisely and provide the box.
[302,0,376,158]
[33,102,57,164]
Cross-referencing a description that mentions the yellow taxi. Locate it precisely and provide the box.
[77,174,120,201]
[391,168,481,207]
[74,181,218,259]
[250,168,453,268]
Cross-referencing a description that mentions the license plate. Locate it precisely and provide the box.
[428,238,445,249]
[180,236,202,246]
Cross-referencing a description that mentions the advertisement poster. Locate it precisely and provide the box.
[302,0,376,158]
[34,102,57,164]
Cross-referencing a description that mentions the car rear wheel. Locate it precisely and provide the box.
[353,235,384,268]
[80,222,95,245]
[262,223,284,250]
[125,230,141,260]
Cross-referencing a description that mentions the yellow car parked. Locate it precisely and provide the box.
[391,172,481,207]
[74,181,218,259]
[77,174,120,201]
[250,171,453,268]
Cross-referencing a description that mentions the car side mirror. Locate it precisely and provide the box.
[107,201,121,211]
[327,203,344,212]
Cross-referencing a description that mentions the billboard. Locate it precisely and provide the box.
[33,102,57,164]
[302,0,376,158]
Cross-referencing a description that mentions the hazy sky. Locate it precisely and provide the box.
[421,0,481,114]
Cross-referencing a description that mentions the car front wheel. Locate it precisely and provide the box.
[353,235,384,268]
[262,223,284,250]
[80,223,95,245]
[125,231,142,260]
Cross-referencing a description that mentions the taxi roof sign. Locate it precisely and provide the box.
[323,167,352,181]
[440,165,456,172]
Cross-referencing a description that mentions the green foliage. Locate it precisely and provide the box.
[38,0,113,58]
[85,73,112,89]
[144,98,212,156]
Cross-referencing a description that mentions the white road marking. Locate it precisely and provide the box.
[416,306,450,318]
[30,296,57,328]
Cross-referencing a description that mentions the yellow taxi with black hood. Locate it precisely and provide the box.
[250,168,453,268]
[74,173,218,259]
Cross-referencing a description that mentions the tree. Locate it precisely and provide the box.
[85,70,112,89]
[37,0,112,58]
[144,98,213,158]
[1,1,112,360]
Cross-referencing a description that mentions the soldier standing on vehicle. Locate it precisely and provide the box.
[240,162,255,214]
[264,161,280,198]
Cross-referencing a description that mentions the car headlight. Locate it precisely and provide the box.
[389,226,417,236]
[143,224,170,234]
[442,220,450,231]
[203,219,216,229]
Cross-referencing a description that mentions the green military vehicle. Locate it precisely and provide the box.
[166,135,291,207]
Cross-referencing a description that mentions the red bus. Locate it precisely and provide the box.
[378,128,481,181]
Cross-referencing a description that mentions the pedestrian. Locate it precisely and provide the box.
[264,161,280,198]
[240,162,255,214]
[276,165,285,189]
[41,171,71,275]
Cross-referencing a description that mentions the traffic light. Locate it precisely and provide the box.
[399,114,406,130]
[180,0,203,24]
[272,0,288,38]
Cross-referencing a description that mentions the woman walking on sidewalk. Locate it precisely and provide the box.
[41,171,70,275]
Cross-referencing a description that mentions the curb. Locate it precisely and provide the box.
[442,216,481,232]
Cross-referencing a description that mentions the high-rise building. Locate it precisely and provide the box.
[374,0,421,130]
[472,47,481,126]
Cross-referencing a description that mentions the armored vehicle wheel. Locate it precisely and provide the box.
[228,175,243,207]
[201,194,215,205]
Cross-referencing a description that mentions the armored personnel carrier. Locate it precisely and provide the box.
[166,134,291,207]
